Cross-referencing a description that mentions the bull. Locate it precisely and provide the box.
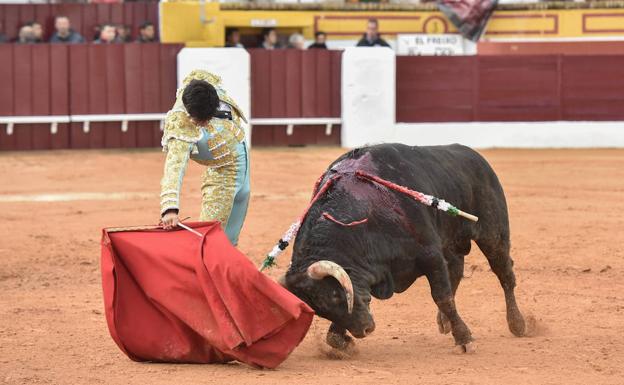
[280,143,527,353]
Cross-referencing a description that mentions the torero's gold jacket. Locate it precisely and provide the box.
[160,70,247,216]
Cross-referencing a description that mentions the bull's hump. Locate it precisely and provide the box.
[331,151,377,175]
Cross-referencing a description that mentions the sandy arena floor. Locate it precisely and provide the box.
[0,147,623,385]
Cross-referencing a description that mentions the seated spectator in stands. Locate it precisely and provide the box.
[136,22,156,43]
[50,16,85,43]
[93,25,101,41]
[308,31,327,49]
[116,24,132,43]
[225,28,243,48]
[288,33,305,50]
[94,24,118,44]
[258,28,279,50]
[0,22,7,43]
[28,21,44,43]
[17,25,37,44]
[356,19,390,47]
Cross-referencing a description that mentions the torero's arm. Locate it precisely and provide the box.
[160,138,192,217]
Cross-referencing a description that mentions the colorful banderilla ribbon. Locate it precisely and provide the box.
[260,171,479,271]
[355,171,479,222]
[259,174,342,271]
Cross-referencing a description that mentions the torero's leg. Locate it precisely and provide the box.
[222,145,250,245]
[200,163,238,240]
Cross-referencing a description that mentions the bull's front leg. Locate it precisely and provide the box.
[326,323,354,350]
[425,259,475,353]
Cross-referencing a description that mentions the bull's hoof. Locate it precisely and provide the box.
[326,330,354,350]
[437,311,452,334]
[455,342,477,354]
[507,310,527,337]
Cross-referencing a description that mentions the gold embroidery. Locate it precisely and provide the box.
[161,110,201,153]
[199,146,239,225]
[160,138,191,215]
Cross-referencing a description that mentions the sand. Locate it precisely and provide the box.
[0,147,623,385]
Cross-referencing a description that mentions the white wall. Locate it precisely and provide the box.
[177,48,251,144]
[394,122,624,148]
[341,47,396,148]
[340,48,624,148]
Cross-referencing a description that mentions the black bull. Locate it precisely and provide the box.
[281,143,526,352]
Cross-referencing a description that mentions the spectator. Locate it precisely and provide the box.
[356,19,390,48]
[0,22,7,43]
[27,21,44,43]
[258,28,278,50]
[225,28,243,48]
[288,33,305,50]
[17,25,36,44]
[94,24,117,44]
[49,16,85,43]
[308,31,327,49]
[93,25,101,41]
[136,21,156,43]
[116,24,132,43]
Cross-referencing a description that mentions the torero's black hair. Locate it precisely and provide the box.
[182,79,220,123]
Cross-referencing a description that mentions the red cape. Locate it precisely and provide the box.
[100,222,314,369]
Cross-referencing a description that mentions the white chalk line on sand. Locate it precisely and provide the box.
[0,192,155,203]
[0,191,311,203]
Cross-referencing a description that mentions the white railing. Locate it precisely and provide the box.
[70,114,167,133]
[0,114,342,137]
[250,117,342,136]
[0,115,71,135]
[0,114,166,135]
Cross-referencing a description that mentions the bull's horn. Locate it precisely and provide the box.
[307,261,354,314]
[276,274,287,288]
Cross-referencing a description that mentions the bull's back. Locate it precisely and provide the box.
[364,143,509,243]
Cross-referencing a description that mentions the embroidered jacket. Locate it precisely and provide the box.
[160,70,247,215]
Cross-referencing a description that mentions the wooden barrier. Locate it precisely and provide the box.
[0,43,182,151]
[396,55,624,123]
[249,49,342,146]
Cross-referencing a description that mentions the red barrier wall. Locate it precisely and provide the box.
[0,43,182,151]
[0,2,158,43]
[396,55,624,123]
[250,49,342,146]
[478,41,624,56]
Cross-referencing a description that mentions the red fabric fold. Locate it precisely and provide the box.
[100,222,314,369]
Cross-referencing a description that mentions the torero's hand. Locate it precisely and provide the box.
[161,211,179,230]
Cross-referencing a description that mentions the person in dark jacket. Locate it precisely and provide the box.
[116,24,132,43]
[136,22,157,43]
[225,28,243,48]
[258,28,279,49]
[49,16,85,43]
[94,24,118,44]
[356,19,390,48]
[308,31,328,49]
[0,21,7,43]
